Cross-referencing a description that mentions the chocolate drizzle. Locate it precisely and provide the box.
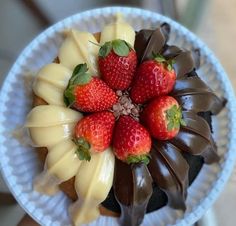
[148,140,189,210]
[114,159,153,226]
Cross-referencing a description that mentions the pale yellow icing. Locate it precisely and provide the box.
[47,140,82,180]
[25,105,81,127]
[100,13,135,47]
[34,140,82,195]
[25,105,82,147]
[58,30,99,75]
[70,149,115,225]
[33,63,72,106]
[33,80,64,106]
[29,124,75,147]
[26,15,134,226]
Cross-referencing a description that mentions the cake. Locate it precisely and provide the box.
[24,14,225,226]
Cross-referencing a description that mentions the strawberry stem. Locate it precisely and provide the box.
[153,53,175,71]
[73,137,91,161]
[166,105,185,131]
[126,154,151,165]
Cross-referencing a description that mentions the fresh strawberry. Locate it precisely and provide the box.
[74,111,115,161]
[130,54,176,104]
[64,63,117,112]
[141,96,185,140]
[113,116,151,164]
[98,39,137,90]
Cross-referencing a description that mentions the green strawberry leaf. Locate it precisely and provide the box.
[99,42,112,58]
[73,63,88,76]
[167,120,175,131]
[154,53,166,63]
[72,64,92,85]
[112,39,130,56]
[126,154,151,165]
[166,105,177,118]
[167,64,172,71]
[180,118,187,126]
[73,137,91,161]
[64,86,75,107]
[166,105,185,132]
[124,41,133,50]
[64,63,92,107]
[167,59,176,71]
[153,53,176,71]
[76,148,91,161]
[99,39,133,58]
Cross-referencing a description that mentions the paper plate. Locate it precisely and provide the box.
[0,7,236,226]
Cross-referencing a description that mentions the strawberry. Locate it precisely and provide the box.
[74,111,115,161]
[141,96,185,140]
[64,63,117,112]
[130,54,176,104]
[98,39,137,90]
[113,115,151,164]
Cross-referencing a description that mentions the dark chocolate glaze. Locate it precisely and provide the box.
[102,149,204,214]
[162,45,182,59]
[170,111,219,164]
[113,159,153,226]
[148,140,189,210]
[102,24,226,226]
[173,51,196,77]
[134,23,170,63]
[172,76,226,114]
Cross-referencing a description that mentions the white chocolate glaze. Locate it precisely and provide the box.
[59,30,99,75]
[25,105,82,147]
[25,105,81,127]
[25,17,135,225]
[47,139,82,180]
[70,148,115,225]
[100,13,135,47]
[33,63,72,106]
[29,124,75,147]
[34,140,82,195]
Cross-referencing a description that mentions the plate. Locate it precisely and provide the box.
[0,7,236,226]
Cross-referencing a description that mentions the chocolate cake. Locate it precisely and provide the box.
[25,16,225,226]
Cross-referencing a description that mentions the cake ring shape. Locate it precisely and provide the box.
[0,6,235,226]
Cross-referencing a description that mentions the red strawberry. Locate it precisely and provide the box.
[98,39,137,90]
[141,96,185,140]
[74,111,115,161]
[113,116,151,164]
[64,63,117,112]
[130,54,176,104]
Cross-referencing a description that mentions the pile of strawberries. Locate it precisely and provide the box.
[64,39,185,164]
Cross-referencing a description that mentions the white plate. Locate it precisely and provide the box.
[0,7,236,226]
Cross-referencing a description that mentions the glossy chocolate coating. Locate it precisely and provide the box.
[170,111,219,164]
[172,76,225,114]
[134,24,225,164]
[134,23,170,63]
[148,140,189,210]
[103,23,226,226]
[113,159,153,226]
